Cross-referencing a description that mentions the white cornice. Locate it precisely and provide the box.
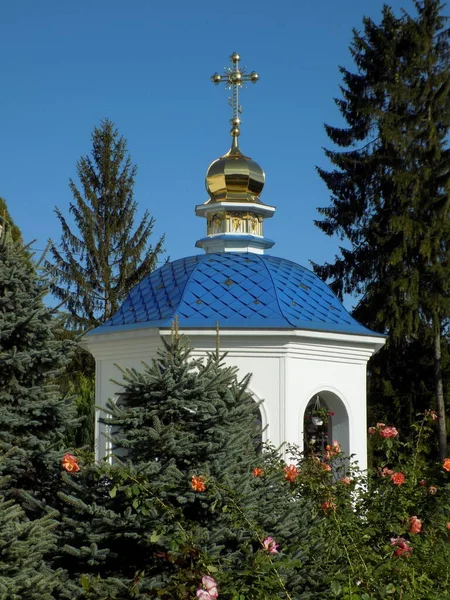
[195,201,275,219]
[160,327,385,345]
[81,326,385,364]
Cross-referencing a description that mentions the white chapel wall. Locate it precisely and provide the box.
[87,328,377,468]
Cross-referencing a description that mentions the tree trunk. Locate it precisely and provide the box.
[433,325,447,460]
[104,296,111,322]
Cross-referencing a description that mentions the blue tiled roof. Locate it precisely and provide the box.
[89,253,383,337]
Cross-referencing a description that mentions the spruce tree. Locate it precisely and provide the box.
[47,118,165,331]
[0,223,76,507]
[0,197,22,244]
[55,332,96,450]
[0,452,63,600]
[314,0,450,457]
[58,336,332,599]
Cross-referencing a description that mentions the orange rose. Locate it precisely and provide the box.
[191,475,206,492]
[321,462,332,472]
[284,464,299,482]
[339,476,351,485]
[391,472,405,485]
[253,467,264,477]
[443,458,450,472]
[409,516,422,535]
[324,441,341,459]
[321,500,336,514]
[425,409,438,421]
[61,453,80,473]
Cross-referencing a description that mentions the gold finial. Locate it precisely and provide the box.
[211,53,259,151]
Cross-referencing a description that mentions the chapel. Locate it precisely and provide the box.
[83,53,385,470]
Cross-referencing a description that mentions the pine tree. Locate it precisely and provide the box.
[47,118,165,331]
[314,0,450,458]
[0,223,76,507]
[57,336,333,599]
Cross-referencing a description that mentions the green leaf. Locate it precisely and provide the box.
[150,531,161,543]
[206,565,218,573]
[331,580,342,596]
[109,486,117,498]
[80,574,90,591]
[385,583,396,594]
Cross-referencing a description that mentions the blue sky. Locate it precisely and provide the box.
[2,0,412,309]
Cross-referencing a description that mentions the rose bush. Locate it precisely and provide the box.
[60,410,450,599]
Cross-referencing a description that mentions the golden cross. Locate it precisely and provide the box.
[211,53,259,147]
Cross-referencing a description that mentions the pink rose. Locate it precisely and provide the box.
[263,536,279,554]
[390,536,412,557]
[197,575,219,599]
[380,467,393,477]
[202,576,218,599]
[202,576,217,591]
[379,426,399,439]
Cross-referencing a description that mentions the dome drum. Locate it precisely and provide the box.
[195,201,276,254]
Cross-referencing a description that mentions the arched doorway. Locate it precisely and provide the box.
[302,390,349,457]
[303,395,331,456]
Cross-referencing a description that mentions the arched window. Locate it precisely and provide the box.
[302,391,350,458]
[252,403,264,452]
[248,389,268,451]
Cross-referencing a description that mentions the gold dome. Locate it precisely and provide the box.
[205,144,265,204]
